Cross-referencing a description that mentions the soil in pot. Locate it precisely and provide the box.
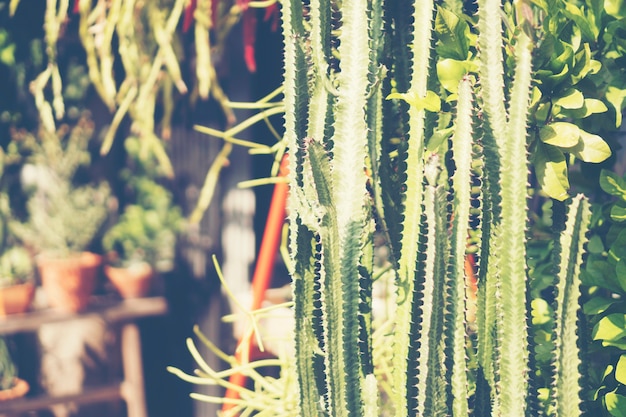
[37,252,102,313]
[0,282,35,316]
[104,262,154,299]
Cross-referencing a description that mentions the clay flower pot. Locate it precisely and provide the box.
[0,282,35,316]
[37,252,102,312]
[104,262,154,299]
[0,377,29,401]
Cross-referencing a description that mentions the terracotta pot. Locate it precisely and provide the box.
[0,377,29,401]
[0,282,35,316]
[37,252,102,312]
[104,262,154,299]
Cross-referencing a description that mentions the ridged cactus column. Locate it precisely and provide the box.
[280,1,593,416]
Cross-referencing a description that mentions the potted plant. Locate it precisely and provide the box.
[11,115,110,312]
[0,192,34,316]
[0,337,28,401]
[0,246,34,316]
[102,177,182,298]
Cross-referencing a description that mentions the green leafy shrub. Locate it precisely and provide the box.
[10,115,110,257]
[582,169,626,415]
[103,177,183,272]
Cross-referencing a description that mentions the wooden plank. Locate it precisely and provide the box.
[121,323,148,417]
[0,297,168,335]
[0,382,123,415]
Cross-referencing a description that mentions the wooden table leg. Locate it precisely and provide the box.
[120,323,148,417]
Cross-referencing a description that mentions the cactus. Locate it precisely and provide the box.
[283,1,592,416]
[173,2,598,416]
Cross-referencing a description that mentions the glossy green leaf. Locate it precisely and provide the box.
[600,169,626,199]
[536,65,571,88]
[593,314,626,343]
[539,122,580,147]
[554,89,584,109]
[611,205,626,222]
[534,144,570,201]
[436,59,469,93]
[583,297,618,315]
[610,229,626,262]
[550,42,574,74]
[563,2,599,41]
[617,260,626,283]
[387,90,441,112]
[566,130,611,163]
[587,234,605,254]
[535,102,551,122]
[605,340,626,350]
[583,260,622,293]
[531,298,552,325]
[605,392,626,417]
[584,98,608,114]
[605,0,626,18]
[435,6,470,61]
[561,98,609,119]
[606,86,626,127]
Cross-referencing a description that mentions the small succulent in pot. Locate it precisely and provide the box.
[8,115,110,312]
[103,178,183,273]
[0,336,29,401]
[0,247,33,288]
[0,337,16,391]
[0,336,29,400]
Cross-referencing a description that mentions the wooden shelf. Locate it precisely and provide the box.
[0,296,168,417]
[0,383,123,414]
[0,296,168,335]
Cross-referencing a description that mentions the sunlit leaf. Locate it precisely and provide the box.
[435,6,470,61]
[531,298,552,325]
[534,143,569,200]
[387,90,441,112]
[436,59,468,93]
[566,130,611,163]
[606,86,626,127]
[593,314,626,342]
[563,2,599,41]
[605,0,626,18]
[554,88,584,109]
[539,122,580,147]
[584,98,608,114]
[605,392,626,417]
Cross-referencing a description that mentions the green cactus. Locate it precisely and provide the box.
[172,2,603,416]
[283,1,592,416]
